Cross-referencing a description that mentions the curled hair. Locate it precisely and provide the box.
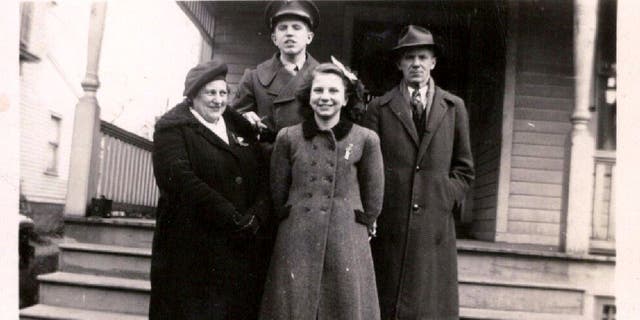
[296,63,366,122]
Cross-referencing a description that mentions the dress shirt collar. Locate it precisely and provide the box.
[407,77,432,108]
[279,54,306,73]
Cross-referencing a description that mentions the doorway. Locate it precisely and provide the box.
[346,1,508,238]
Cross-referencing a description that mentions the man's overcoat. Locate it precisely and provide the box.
[149,104,270,319]
[362,83,474,319]
[260,121,384,320]
[232,53,319,133]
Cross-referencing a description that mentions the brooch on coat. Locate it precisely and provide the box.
[344,143,354,160]
[231,133,250,147]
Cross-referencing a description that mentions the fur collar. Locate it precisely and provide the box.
[302,118,353,141]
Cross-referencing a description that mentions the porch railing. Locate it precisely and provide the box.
[95,121,158,216]
[590,150,616,253]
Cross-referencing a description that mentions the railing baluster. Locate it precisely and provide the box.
[98,121,157,216]
[591,161,606,239]
[590,151,616,252]
[607,165,616,241]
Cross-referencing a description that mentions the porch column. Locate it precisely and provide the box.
[564,0,598,254]
[64,2,107,216]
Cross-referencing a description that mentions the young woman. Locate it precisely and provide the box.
[150,60,269,320]
[260,63,384,320]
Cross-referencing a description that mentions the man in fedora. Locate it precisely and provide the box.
[232,0,320,142]
[362,25,474,319]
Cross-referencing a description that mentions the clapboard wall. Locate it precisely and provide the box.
[501,0,574,246]
[466,2,508,240]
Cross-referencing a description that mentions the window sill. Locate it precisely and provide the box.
[43,170,58,177]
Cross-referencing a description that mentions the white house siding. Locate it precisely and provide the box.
[20,2,90,205]
[501,0,575,246]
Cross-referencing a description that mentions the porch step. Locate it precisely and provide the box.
[20,304,147,320]
[64,217,155,249]
[37,272,149,315]
[59,242,151,279]
[460,307,584,320]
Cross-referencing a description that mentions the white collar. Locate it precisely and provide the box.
[407,78,432,106]
[280,54,306,71]
[190,108,229,144]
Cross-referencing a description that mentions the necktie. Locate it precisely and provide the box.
[286,64,298,76]
[411,89,424,134]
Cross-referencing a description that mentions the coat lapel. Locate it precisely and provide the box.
[257,54,281,88]
[388,86,419,147]
[193,125,238,157]
[416,86,449,163]
[272,54,319,106]
[192,113,249,160]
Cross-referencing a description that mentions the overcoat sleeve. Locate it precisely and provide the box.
[360,98,381,133]
[269,127,292,221]
[448,99,475,205]
[231,69,256,114]
[356,131,384,227]
[152,126,241,226]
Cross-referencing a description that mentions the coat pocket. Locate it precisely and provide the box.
[439,174,457,213]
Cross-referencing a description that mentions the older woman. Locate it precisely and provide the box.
[260,63,384,320]
[149,60,270,320]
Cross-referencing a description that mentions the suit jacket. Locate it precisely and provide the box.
[361,81,474,319]
[232,53,319,133]
[149,104,270,319]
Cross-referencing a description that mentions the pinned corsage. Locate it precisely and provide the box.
[344,143,354,160]
[232,133,250,147]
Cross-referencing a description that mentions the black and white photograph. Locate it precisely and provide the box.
[1,0,638,319]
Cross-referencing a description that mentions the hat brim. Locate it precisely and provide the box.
[391,43,441,56]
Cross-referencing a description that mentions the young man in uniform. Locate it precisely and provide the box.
[232,0,320,142]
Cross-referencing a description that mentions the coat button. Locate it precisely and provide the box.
[415,166,421,171]
[235,177,243,184]
[413,204,420,211]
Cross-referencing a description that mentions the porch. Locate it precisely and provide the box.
[20,1,616,319]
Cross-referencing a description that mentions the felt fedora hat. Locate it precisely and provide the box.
[182,59,227,99]
[392,25,441,56]
[265,0,320,30]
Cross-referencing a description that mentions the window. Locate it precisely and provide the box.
[594,297,616,320]
[601,304,616,320]
[45,114,62,175]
